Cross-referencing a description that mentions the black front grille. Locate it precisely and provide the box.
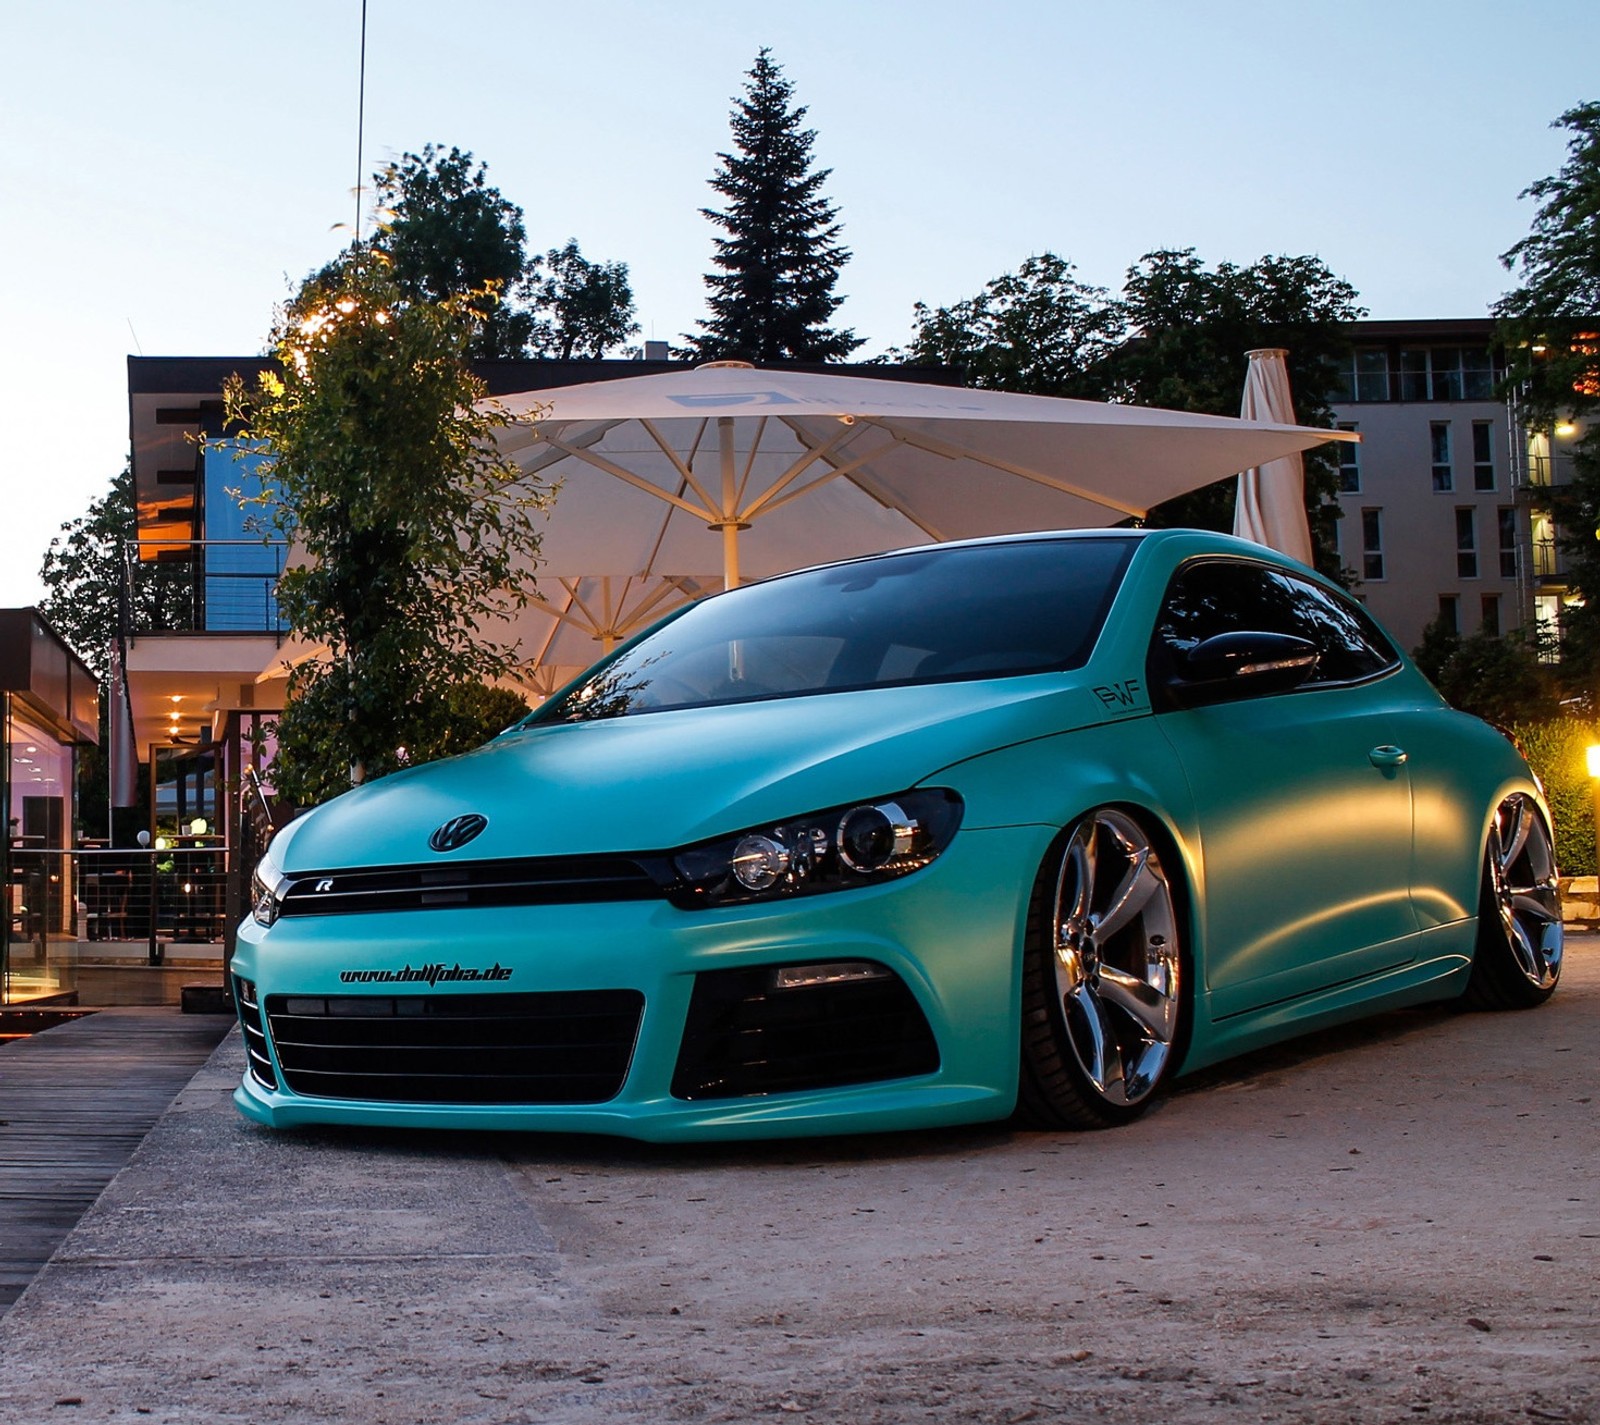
[278,856,669,918]
[262,990,644,1104]
[233,977,278,1089]
[671,963,940,1100]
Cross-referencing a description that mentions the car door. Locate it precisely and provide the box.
[1146,558,1417,1019]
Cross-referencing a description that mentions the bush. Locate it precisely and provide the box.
[1507,715,1598,876]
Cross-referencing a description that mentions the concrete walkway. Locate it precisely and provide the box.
[0,1008,233,1313]
[0,944,1595,1423]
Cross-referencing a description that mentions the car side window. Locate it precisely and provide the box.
[1149,559,1399,691]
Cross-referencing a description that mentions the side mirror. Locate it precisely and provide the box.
[1166,631,1319,708]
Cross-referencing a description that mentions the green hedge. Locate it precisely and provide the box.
[1507,716,1599,877]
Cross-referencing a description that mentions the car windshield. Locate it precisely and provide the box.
[535,537,1137,722]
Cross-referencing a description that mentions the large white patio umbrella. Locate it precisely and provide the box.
[492,362,1354,589]
[1232,348,1318,565]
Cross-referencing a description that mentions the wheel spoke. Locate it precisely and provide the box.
[1092,851,1160,942]
[1040,808,1182,1116]
[1067,985,1123,1097]
[1511,892,1556,923]
[1065,825,1097,925]
[1095,964,1178,1042]
[1498,798,1531,875]
[1508,918,1544,981]
[1474,793,1564,999]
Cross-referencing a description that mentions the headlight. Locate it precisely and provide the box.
[669,788,962,909]
[250,853,288,928]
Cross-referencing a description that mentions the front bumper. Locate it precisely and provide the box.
[231,824,1046,1141]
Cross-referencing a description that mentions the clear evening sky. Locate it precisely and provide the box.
[2,0,1595,610]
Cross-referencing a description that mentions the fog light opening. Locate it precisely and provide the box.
[771,960,894,990]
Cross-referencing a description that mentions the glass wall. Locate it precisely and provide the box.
[4,702,77,1003]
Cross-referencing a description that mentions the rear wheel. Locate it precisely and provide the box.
[1464,792,1562,1010]
[1019,809,1185,1129]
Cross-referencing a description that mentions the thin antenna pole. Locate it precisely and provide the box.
[353,0,369,248]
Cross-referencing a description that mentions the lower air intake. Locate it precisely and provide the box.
[263,990,644,1104]
[671,962,939,1100]
[233,977,278,1090]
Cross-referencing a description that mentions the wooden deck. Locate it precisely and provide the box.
[0,1008,233,1314]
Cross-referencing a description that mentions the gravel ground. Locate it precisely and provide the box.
[0,942,1595,1424]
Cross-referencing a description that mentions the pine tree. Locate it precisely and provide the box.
[693,50,861,362]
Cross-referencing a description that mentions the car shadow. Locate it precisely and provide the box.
[268,1002,1469,1173]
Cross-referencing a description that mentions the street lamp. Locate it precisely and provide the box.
[1587,744,1600,875]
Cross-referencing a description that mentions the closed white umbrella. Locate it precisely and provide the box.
[1232,348,1318,565]
[493,361,1352,589]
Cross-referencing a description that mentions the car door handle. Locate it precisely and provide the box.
[1368,745,1408,769]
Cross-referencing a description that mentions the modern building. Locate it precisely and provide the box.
[1,610,99,1003]
[1329,317,1586,657]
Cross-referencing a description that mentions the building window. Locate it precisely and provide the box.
[1498,507,1517,579]
[1431,423,1453,491]
[1456,507,1478,578]
[1534,594,1563,660]
[1332,349,1390,403]
[1480,595,1500,636]
[1438,594,1459,634]
[1531,512,1558,577]
[1399,346,1497,401]
[1362,508,1384,581]
[1335,423,1360,492]
[1473,421,1496,491]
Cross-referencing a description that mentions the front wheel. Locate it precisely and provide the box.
[1018,809,1185,1130]
[1464,792,1563,1010]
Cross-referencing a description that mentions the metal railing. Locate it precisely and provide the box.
[2,847,230,1004]
[124,538,290,636]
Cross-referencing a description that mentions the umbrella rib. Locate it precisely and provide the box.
[833,464,951,542]
[640,419,723,515]
[536,433,717,522]
[738,420,863,520]
[557,579,608,635]
[733,417,768,510]
[615,578,702,635]
[525,586,575,669]
[858,418,1149,519]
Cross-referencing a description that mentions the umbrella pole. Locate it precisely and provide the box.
[717,416,742,589]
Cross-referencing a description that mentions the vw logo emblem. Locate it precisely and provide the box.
[429,813,488,853]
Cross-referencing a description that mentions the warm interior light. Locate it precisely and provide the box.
[1586,744,1600,779]
[1556,422,1579,437]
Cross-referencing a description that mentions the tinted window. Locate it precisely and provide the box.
[538,538,1137,721]
[1150,560,1398,690]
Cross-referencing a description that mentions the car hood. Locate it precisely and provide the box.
[271,678,1113,872]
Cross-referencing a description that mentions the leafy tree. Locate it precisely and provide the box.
[37,462,192,839]
[224,253,550,807]
[434,683,531,757]
[692,49,862,362]
[1423,627,1559,729]
[900,253,1125,396]
[1409,614,1461,688]
[532,238,639,359]
[38,462,194,680]
[310,145,639,362]
[1506,715,1597,876]
[1494,102,1600,676]
[1105,249,1364,571]
[369,143,537,358]
[899,246,1364,573]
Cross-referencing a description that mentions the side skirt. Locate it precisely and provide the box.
[1177,920,1475,1077]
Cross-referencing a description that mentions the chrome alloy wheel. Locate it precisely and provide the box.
[1486,792,1563,992]
[1050,810,1181,1109]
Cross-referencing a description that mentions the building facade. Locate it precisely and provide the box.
[1330,320,1523,655]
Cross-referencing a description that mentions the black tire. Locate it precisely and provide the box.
[1463,792,1563,1011]
[1018,809,1186,1130]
